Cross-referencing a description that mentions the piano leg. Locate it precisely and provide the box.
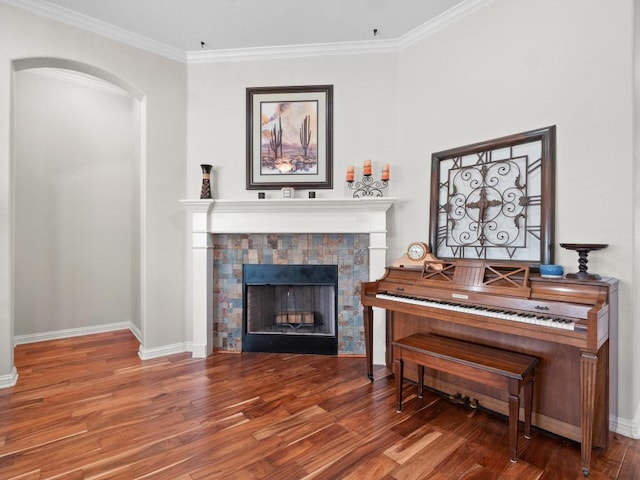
[580,352,598,477]
[363,304,374,381]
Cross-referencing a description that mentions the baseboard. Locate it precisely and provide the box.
[13,322,135,345]
[137,342,191,360]
[0,367,18,388]
[612,406,640,439]
[128,323,142,343]
[13,322,194,361]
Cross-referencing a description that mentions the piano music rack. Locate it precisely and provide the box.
[421,260,531,297]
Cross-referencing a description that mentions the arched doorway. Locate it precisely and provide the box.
[11,58,145,363]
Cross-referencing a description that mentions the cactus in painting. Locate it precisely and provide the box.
[270,116,283,159]
[300,115,311,159]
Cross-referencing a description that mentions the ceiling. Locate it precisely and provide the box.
[6,0,489,62]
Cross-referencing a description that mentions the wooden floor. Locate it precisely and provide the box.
[0,330,638,479]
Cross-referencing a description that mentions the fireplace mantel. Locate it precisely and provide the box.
[180,197,395,362]
[180,198,395,234]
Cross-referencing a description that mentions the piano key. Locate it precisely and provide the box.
[375,293,577,331]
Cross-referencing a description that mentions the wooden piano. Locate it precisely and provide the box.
[361,259,618,477]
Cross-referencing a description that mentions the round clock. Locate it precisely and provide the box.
[407,242,429,261]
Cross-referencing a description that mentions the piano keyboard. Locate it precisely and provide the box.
[375,293,580,331]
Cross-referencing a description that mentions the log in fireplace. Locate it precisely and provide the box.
[242,264,338,355]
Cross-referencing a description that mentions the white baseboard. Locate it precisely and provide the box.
[0,366,18,388]
[612,404,640,439]
[13,322,195,361]
[137,342,190,360]
[7,323,194,387]
[128,323,142,343]
[13,322,135,345]
[190,342,213,359]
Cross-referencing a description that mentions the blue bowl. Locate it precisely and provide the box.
[540,264,564,278]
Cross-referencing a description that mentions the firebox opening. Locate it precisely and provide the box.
[242,264,338,355]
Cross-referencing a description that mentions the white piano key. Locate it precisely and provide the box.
[375,293,577,331]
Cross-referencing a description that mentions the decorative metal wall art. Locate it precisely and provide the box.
[429,126,556,265]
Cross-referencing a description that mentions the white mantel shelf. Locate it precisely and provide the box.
[180,197,395,362]
[179,197,396,234]
[180,197,396,211]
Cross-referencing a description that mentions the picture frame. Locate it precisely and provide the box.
[429,126,556,267]
[246,85,333,190]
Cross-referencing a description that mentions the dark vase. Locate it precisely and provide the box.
[200,164,212,199]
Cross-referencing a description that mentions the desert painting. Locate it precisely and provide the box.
[260,100,318,175]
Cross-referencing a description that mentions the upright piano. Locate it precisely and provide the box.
[361,260,618,476]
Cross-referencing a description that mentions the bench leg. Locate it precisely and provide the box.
[523,375,534,439]
[394,358,404,413]
[508,379,520,463]
[417,365,424,398]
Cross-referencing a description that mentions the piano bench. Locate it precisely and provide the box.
[392,333,539,463]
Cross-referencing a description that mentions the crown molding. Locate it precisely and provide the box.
[398,0,496,49]
[188,0,495,64]
[2,0,187,63]
[4,0,494,64]
[187,39,398,64]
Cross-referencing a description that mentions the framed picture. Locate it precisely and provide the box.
[429,126,556,266]
[246,85,333,190]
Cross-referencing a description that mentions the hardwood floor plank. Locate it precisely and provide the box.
[0,419,89,456]
[617,440,640,479]
[389,430,467,480]
[0,330,637,479]
[305,433,402,480]
[189,437,283,480]
[294,424,360,476]
[384,424,444,464]
[252,405,329,441]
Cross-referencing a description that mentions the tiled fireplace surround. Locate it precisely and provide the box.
[181,198,395,364]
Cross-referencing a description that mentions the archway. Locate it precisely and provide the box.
[11,58,146,372]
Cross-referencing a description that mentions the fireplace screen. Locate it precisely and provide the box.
[246,284,335,335]
[242,264,338,354]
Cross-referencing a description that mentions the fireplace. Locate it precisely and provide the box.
[243,264,338,355]
[179,198,394,364]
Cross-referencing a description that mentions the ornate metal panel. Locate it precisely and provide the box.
[429,126,555,266]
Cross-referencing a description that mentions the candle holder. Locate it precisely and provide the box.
[560,243,608,280]
[347,175,389,198]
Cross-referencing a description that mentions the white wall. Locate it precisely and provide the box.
[187,54,399,200]
[633,0,640,433]
[14,69,138,337]
[0,3,187,384]
[396,0,636,433]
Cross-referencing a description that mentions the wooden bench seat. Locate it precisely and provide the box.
[392,333,539,462]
